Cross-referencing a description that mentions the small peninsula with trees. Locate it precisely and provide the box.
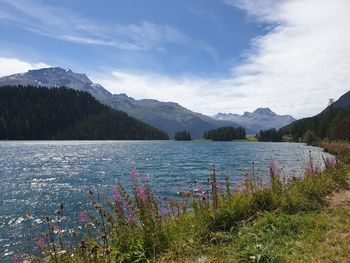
[174,131,191,141]
[203,126,246,141]
[256,128,283,142]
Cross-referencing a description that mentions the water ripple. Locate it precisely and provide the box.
[0,140,332,261]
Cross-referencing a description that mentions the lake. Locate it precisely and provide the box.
[0,141,332,259]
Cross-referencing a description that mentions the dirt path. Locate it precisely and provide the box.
[328,171,350,207]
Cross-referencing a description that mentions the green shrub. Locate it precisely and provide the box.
[303,129,318,145]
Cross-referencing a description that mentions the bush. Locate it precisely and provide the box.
[303,129,318,145]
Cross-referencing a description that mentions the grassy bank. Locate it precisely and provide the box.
[157,206,350,262]
[156,162,348,262]
[14,144,350,263]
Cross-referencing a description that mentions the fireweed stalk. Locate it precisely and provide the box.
[35,234,46,254]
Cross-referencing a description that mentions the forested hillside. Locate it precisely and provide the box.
[281,92,350,142]
[0,86,169,140]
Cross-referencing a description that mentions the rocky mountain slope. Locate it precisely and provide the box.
[103,94,241,138]
[213,108,296,133]
[0,67,111,99]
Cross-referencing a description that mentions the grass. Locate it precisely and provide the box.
[289,207,350,262]
[159,207,350,263]
[155,161,348,263]
[12,143,350,263]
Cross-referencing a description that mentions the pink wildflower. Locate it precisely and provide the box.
[172,209,179,217]
[127,213,134,224]
[269,160,280,178]
[311,164,320,174]
[130,169,137,181]
[324,157,337,170]
[135,185,148,203]
[199,186,207,203]
[331,158,337,168]
[141,174,149,183]
[247,170,253,179]
[269,160,276,172]
[160,207,168,217]
[275,168,281,177]
[35,234,46,251]
[112,186,120,203]
[12,254,20,263]
[217,181,223,193]
[80,211,89,223]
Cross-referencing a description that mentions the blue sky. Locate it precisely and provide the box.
[0,0,350,118]
[0,0,260,76]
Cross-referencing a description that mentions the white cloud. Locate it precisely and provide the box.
[95,71,208,104]
[0,0,194,51]
[0,57,50,77]
[94,0,350,118]
[221,0,350,118]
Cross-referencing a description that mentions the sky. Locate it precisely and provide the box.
[0,0,350,118]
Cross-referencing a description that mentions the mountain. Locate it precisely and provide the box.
[0,67,245,138]
[0,67,111,99]
[281,90,350,141]
[212,108,296,134]
[0,85,169,140]
[103,94,244,138]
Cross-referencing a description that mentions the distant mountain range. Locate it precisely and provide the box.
[0,67,296,137]
[213,108,296,133]
[103,94,243,138]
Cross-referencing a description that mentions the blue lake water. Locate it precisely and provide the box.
[0,141,332,259]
